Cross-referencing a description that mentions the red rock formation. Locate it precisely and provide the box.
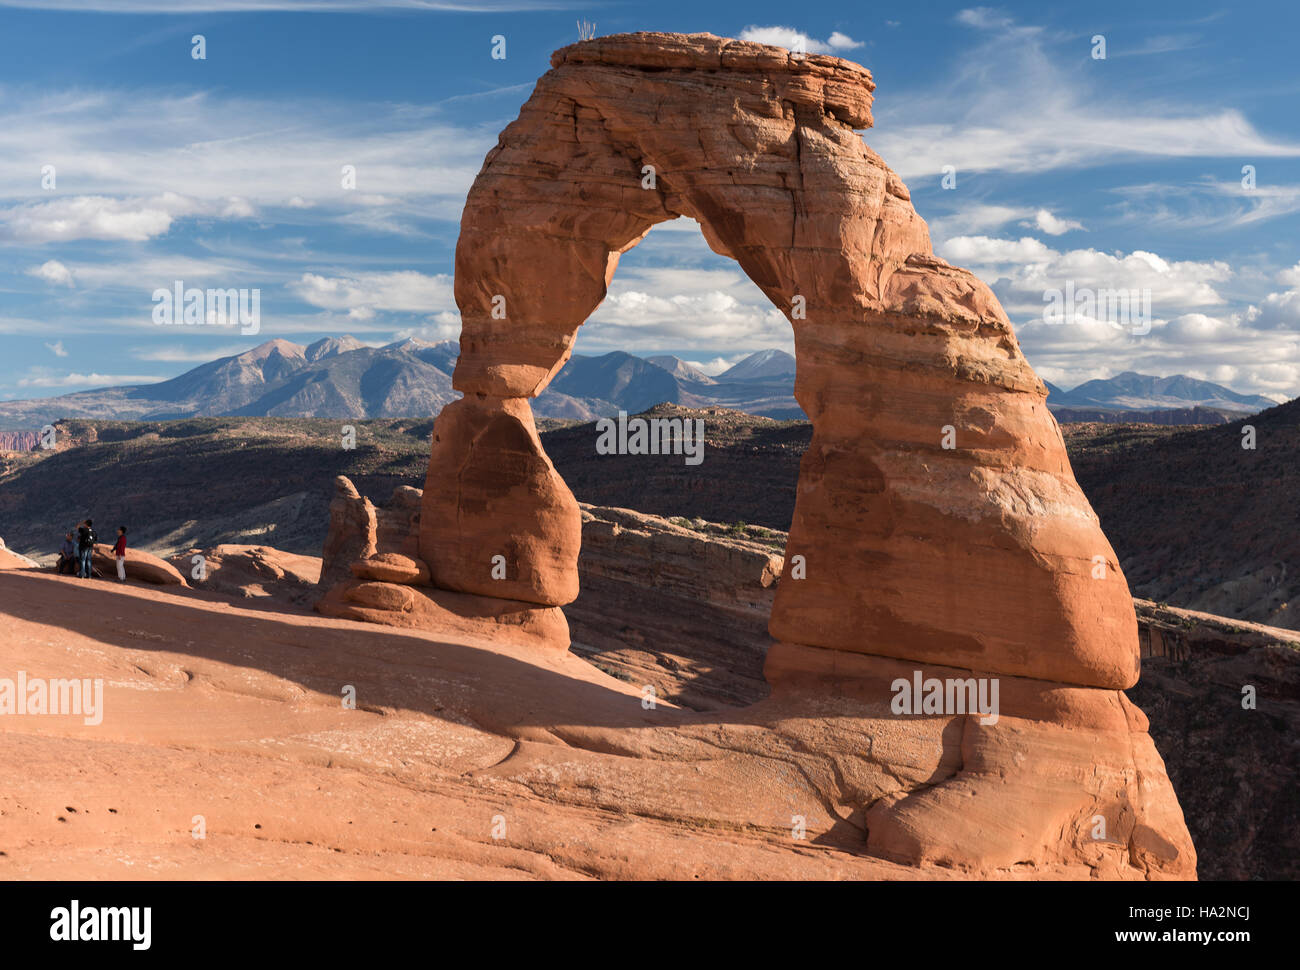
[320,32,1194,877]
[91,543,188,586]
[167,544,321,602]
[0,431,38,452]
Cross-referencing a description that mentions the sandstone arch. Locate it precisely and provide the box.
[318,32,1196,877]
[424,32,1137,689]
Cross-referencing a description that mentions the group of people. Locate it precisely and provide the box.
[56,519,128,581]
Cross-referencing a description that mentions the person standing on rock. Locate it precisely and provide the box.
[113,526,128,582]
[76,519,96,579]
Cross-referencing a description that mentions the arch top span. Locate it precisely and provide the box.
[452,32,916,402]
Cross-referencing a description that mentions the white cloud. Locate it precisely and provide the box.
[27,259,75,286]
[941,236,1232,314]
[17,371,164,388]
[1246,287,1300,331]
[1278,262,1300,287]
[290,270,455,317]
[1,193,257,243]
[1112,179,1300,230]
[45,340,68,357]
[1030,209,1084,235]
[738,25,864,55]
[683,354,751,376]
[133,344,255,363]
[955,7,1016,30]
[936,235,1299,401]
[871,18,1300,180]
[927,206,1090,247]
[0,88,493,242]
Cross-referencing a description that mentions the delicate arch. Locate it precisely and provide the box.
[422,32,1139,690]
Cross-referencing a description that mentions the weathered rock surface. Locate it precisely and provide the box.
[317,472,569,649]
[0,568,1192,880]
[0,431,38,452]
[420,396,580,606]
[91,543,188,586]
[0,537,39,569]
[323,31,1192,877]
[319,476,377,591]
[167,544,321,602]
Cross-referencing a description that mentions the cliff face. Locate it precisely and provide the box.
[0,431,38,452]
[567,505,783,710]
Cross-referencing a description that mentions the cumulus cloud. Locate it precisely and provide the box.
[27,259,75,286]
[941,236,1232,315]
[937,235,1299,401]
[1276,261,1300,287]
[683,354,753,376]
[1246,287,1300,331]
[738,25,865,55]
[1030,209,1084,235]
[45,340,68,357]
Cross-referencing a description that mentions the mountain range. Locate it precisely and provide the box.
[0,337,1283,430]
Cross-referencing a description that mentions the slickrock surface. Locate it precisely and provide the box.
[0,537,39,569]
[91,543,188,586]
[0,569,1178,879]
[0,570,938,880]
[166,544,322,603]
[315,31,1194,877]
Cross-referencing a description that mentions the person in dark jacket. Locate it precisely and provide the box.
[76,519,96,579]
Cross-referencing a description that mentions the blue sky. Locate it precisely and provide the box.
[2,0,1299,405]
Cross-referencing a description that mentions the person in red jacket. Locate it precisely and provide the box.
[113,526,127,582]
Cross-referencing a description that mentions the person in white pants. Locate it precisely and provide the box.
[113,525,128,582]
